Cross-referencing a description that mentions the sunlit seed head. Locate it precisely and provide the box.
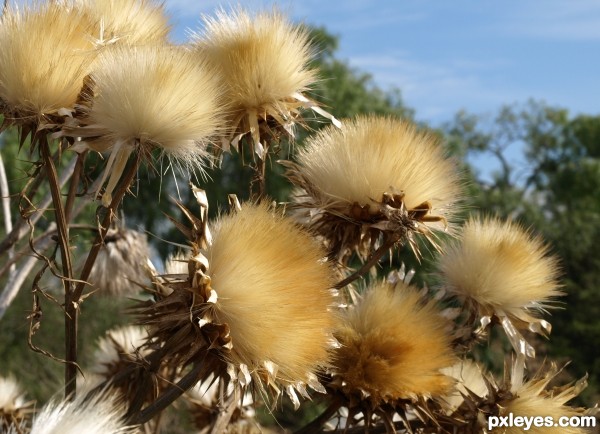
[333,281,455,402]
[85,44,225,165]
[207,203,337,386]
[495,374,589,434]
[75,0,170,45]
[192,8,316,114]
[0,376,31,430]
[29,392,135,434]
[440,359,487,412]
[0,3,96,120]
[295,115,461,228]
[439,216,561,319]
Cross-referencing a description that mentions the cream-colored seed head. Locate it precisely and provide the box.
[440,216,561,320]
[194,8,316,114]
[76,0,170,45]
[440,359,487,412]
[208,203,336,386]
[495,379,589,434]
[334,281,455,402]
[86,44,224,162]
[91,325,149,377]
[29,393,135,434]
[296,115,461,226]
[0,3,95,120]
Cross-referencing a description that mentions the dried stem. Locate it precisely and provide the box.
[66,151,141,396]
[128,363,206,426]
[0,155,77,257]
[251,157,267,200]
[40,136,76,398]
[334,234,401,289]
[64,150,86,222]
[0,149,15,276]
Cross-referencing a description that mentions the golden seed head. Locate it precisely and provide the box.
[440,359,487,412]
[295,115,461,224]
[75,0,170,45]
[0,3,95,120]
[333,281,455,402]
[208,203,337,387]
[439,216,561,321]
[193,8,316,115]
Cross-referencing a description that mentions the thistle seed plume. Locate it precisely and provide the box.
[76,0,170,45]
[285,115,462,260]
[91,325,150,378]
[69,44,226,205]
[490,361,591,434]
[208,203,337,390]
[192,8,321,156]
[440,359,487,412]
[88,227,151,296]
[0,2,95,127]
[439,216,561,356]
[332,281,455,404]
[29,392,136,434]
[0,376,32,432]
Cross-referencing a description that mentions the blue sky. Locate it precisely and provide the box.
[165,0,600,128]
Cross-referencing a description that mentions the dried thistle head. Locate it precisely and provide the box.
[29,391,136,434]
[192,8,321,157]
[91,325,150,379]
[66,44,226,205]
[331,281,455,406]
[75,0,170,45]
[439,216,562,357]
[141,199,337,405]
[0,2,95,134]
[285,115,462,261]
[0,376,33,432]
[88,227,151,296]
[440,359,487,413]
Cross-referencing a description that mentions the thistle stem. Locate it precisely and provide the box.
[40,137,78,398]
[334,235,401,289]
[66,151,141,397]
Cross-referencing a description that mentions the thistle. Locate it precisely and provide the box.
[285,115,462,262]
[88,227,151,296]
[29,392,136,434]
[191,8,334,158]
[329,281,455,428]
[139,192,338,407]
[75,0,170,45]
[439,216,562,357]
[0,2,96,143]
[0,376,33,432]
[64,44,226,205]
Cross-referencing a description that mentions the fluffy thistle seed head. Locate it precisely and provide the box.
[192,8,318,155]
[0,3,95,125]
[332,281,455,404]
[491,362,591,434]
[439,216,561,356]
[88,227,151,296]
[91,325,150,378]
[208,204,337,389]
[29,392,135,434]
[71,44,226,205]
[0,376,32,431]
[75,0,170,45]
[287,115,461,259]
